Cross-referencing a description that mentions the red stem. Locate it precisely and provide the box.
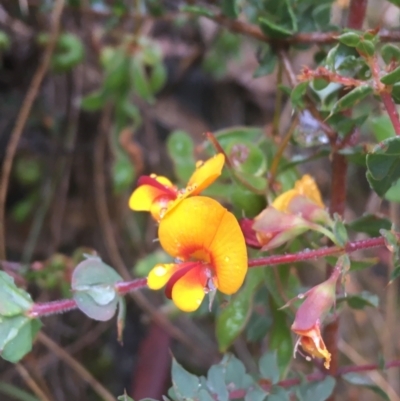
[347,0,368,30]
[229,359,400,398]
[381,91,400,135]
[27,278,148,318]
[248,236,386,268]
[24,235,393,318]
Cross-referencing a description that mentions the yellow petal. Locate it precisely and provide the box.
[271,189,298,212]
[187,153,225,195]
[295,326,331,369]
[158,196,226,260]
[128,175,176,212]
[172,265,207,312]
[147,263,180,290]
[164,154,225,217]
[209,210,248,294]
[294,175,324,208]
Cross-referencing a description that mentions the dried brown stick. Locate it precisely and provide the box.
[37,332,116,401]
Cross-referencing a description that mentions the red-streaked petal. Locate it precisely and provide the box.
[171,265,208,312]
[147,263,180,290]
[164,262,199,299]
[129,176,176,212]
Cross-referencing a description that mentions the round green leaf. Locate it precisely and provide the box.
[0,316,41,362]
[337,32,361,47]
[381,66,400,85]
[71,257,123,321]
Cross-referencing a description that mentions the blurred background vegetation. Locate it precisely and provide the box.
[1,0,400,400]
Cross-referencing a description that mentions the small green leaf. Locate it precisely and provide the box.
[348,258,379,272]
[130,58,154,102]
[330,85,372,114]
[269,297,292,377]
[312,78,330,91]
[259,351,279,384]
[258,17,293,39]
[290,82,308,108]
[166,130,195,183]
[370,115,396,142]
[207,365,229,401]
[337,291,379,309]
[254,52,277,77]
[222,0,240,18]
[112,154,135,194]
[149,62,167,93]
[117,393,134,401]
[381,44,400,64]
[389,264,400,283]
[356,40,375,57]
[103,50,130,92]
[342,373,390,401]
[0,316,41,362]
[81,90,106,111]
[181,5,214,17]
[347,213,391,237]
[337,32,360,47]
[296,376,336,401]
[0,31,10,50]
[171,358,200,399]
[0,272,33,316]
[380,228,400,254]
[245,385,268,401]
[381,66,400,85]
[366,137,400,196]
[216,270,263,352]
[333,215,348,246]
[52,33,85,73]
[71,257,123,321]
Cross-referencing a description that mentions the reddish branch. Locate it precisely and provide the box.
[248,236,387,267]
[211,14,400,45]
[228,359,400,398]
[381,91,400,135]
[27,278,148,317]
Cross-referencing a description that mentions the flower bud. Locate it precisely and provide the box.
[290,267,340,369]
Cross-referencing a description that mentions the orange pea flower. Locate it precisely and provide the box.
[128,153,225,221]
[147,196,248,312]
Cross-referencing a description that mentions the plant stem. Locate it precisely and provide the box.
[26,278,148,318]
[210,14,400,45]
[24,233,398,318]
[228,359,400,398]
[381,91,400,135]
[248,236,387,267]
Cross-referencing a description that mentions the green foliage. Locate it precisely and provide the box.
[342,373,390,401]
[216,269,264,351]
[71,256,123,321]
[0,272,40,362]
[366,137,400,196]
